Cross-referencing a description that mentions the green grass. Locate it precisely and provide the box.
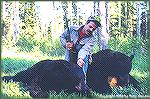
[1,50,149,98]
[2,57,37,75]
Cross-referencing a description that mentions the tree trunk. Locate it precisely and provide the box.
[93,1,101,50]
[93,1,109,50]
[136,2,141,37]
[98,1,109,50]
[13,1,20,44]
[147,2,150,38]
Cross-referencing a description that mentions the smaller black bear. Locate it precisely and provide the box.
[87,49,140,94]
[2,60,89,98]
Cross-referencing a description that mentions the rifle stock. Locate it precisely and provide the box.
[62,4,74,63]
[65,19,71,42]
[65,16,74,63]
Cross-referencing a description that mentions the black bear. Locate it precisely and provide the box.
[86,49,140,94]
[2,49,140,98]
[2,60,89,98]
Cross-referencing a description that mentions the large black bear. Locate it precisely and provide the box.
[87,49,140,94]
[2,49,140,98]
[2,60,89,98]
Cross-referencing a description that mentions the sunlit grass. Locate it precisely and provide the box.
[1,47,64,61]
[2,81,31,98]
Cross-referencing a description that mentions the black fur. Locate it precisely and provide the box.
[2,49,140,97]
[87,49,140,94]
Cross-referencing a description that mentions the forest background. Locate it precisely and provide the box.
[1,1,150,98]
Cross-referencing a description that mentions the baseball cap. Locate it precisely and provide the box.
[87,16,101,27]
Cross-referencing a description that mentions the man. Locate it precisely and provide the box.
[60,16,101,93]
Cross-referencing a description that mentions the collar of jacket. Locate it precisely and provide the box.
[72,25,94,37]
[71,25,84,32]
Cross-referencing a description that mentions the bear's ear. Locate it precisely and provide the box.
[130,55,134,60]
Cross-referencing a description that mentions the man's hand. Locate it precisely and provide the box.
[66,42,73,49]
[77,58,85,67]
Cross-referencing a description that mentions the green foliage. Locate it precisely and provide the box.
[19,2,36,35]
[16,36,36,52]
[111,85,146,96]
[108,36,148,55]
[109,1,137,38]
[49,39,65,56]
[1,81,31,98]
[2,57,37,75]
[38,39,53,55]
[15,34,65,57]
[38,38,65,56]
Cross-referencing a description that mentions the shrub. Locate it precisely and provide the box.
[16,36,36,52]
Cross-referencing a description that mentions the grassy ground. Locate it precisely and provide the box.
[1,49,149,98]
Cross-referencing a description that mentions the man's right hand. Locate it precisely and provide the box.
[66,42,74,49]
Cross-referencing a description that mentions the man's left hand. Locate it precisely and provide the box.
[77,58,85,67]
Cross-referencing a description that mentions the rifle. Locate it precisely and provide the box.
[65,15,71,43]
[64,13,74,63]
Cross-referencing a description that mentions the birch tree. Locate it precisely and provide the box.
[147,1,150,38]
[96,1,109,50]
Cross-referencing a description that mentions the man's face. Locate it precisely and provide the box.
[83,21,96,36]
